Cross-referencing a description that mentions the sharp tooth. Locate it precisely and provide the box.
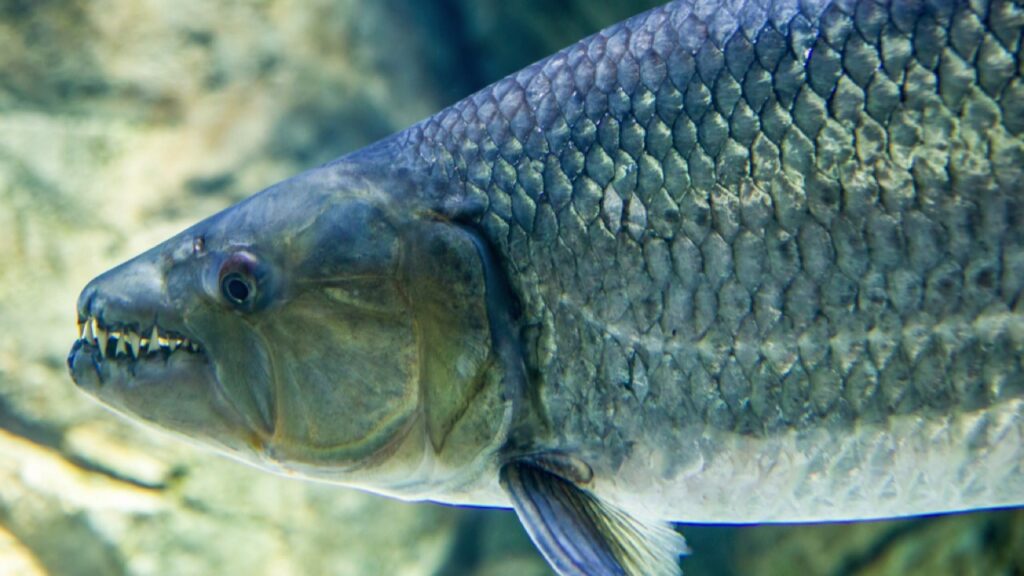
[84,320,95,344]
[128,332,141,357]
[149,326,160,352]
[97,326,108,350]
[190,342,200,352]
[77,322,85,339]
[115,335,127,357]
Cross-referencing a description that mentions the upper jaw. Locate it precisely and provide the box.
[69,249,206,373]
[68,303,212,407]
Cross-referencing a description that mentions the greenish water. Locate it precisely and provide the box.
[0,1,1020,574]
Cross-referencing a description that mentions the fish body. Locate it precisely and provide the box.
[69,0,1024,574]
[396,0,1024,523]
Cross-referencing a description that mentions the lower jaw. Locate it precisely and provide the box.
[68,341,207,390]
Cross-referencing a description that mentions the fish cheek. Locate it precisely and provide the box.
[259,291,421,463]
[189,314,277,438]
[401,220,498,458]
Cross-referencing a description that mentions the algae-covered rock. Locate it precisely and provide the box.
[0,1,1020,575]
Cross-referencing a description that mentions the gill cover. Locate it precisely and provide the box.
[196,171,512,487]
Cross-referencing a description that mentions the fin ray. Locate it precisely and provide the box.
[500,460,687,576]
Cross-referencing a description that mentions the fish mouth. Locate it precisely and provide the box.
[74,315,203,362]
[66,304,266,463]
[68,312,208,387]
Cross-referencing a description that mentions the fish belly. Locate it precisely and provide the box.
[600,397,1024,522]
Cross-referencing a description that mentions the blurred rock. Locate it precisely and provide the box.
[0,524,45,576]
[0,419,459,576]
[0,1,1021,575]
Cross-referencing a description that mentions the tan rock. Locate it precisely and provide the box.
[0,525,46,576]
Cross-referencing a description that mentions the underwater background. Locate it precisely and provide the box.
[0,0,1021,574]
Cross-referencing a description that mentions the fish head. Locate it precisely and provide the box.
[68,159,508,497]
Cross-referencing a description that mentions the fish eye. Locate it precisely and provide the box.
[221,272,253,305]
[217,252,263,309]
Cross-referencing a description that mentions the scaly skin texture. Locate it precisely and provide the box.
[391,0,1024,520]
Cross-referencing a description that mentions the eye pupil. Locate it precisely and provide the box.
[223,273,252,304]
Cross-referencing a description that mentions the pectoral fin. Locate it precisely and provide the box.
[500,459,688,576]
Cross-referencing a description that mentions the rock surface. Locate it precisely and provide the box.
[0,1,1020,575]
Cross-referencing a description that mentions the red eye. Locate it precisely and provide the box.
[218,252,261,309]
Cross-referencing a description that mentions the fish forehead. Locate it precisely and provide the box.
[390,0,1024,519]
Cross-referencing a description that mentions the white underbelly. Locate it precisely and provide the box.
[599,399,1024,523]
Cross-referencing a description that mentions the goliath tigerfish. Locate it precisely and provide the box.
[68,0,1024,573]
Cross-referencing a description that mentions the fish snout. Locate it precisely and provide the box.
[77,256,168,328]
[70,250,206,382]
